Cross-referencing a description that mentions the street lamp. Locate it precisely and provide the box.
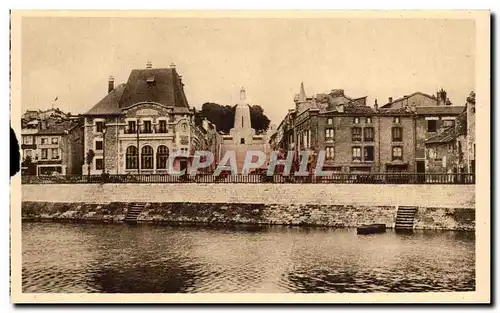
[136,120,140,174]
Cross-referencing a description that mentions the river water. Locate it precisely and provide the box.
[22,223,475,293]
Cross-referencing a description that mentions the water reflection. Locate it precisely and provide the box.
[22,223,475,293]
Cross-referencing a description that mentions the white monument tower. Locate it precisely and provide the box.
[229,87,255,145]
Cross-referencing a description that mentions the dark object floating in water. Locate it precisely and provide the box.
[357,223,387,235]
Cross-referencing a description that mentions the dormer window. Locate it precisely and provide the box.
[146,76,155,86]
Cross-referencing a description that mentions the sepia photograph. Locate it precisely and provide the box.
[10,10,490,303]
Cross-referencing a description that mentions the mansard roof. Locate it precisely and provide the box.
[84,67,190,116]
[83,83,126,116]
[119,68,189,109]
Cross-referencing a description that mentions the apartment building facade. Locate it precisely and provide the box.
[82,62,219,175]
[21,119,84,175]
[271,85,466,174]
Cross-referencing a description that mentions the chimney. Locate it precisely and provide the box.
[170,62,176,69]
[108,75,114,93]
[374,99,378,111]
[388,97,393,104]
[146,61,152,69]
[437,89,447,106]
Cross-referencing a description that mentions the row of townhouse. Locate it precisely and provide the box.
[269,84,475,175]
[20,118,84,175]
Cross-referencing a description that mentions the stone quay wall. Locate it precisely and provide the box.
[21,183,475,230]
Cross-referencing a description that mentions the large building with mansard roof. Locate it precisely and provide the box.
[82,62,219,175]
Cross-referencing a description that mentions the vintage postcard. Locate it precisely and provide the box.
[10,10,490,303]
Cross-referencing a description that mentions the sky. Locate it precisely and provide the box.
[21,16,476,125]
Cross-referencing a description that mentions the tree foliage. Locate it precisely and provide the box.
[197,102,270,134]
[21,155,37,175]
[86,150,95,177]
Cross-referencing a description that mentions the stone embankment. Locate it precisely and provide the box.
[21,183,475,230]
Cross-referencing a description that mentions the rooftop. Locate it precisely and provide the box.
[415,106,465,115]
[33,120,80,135]
[425,126,457,144]
[84,67,190,116]
[380,92,436,108]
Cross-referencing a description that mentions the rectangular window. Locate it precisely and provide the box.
[327,118,333,125]
[363,127,374,142]
[394,117,401,124]
[143,120,152,133]
[443,120,455,128]
[41,148,48,159]
[392,146,403,160]
[95,158,103,170]
[366,117,372,124]
[364,146,374,161]
[51,137,58,144]
[95,121,104,133]
[352,147,362,161]
[448,143,455,152]
[392,127,403,142]
[95,140,103,151]
[326,147,335,160]
[127,121,136,134]
[325,128,334,140]
[158,120,167,133]
[302,131,308,148]
[51,148,59,159]
[23,136,33,144]
[352,127,362,142]
[353,117,360,124]
[41,138,48,144]
[427,120,437,132]
[25,149,32,158]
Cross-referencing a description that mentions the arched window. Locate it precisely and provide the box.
[156,145,169,169]
[126,146,138,169]
[141,145,154,169]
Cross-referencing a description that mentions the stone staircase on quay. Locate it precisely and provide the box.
[124,203,146,224]
[394,206,418,232]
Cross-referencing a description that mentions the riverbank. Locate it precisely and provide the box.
[21,201,475,231]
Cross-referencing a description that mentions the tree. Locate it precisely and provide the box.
[197,102,271,134]
[86,150,95,177]
[249,105,271,134]
[21,155,37,176]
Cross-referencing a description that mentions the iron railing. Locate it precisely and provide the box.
[21,173,475,185]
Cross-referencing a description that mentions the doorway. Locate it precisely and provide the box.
[416,161,425,183]
[180,159,188,175]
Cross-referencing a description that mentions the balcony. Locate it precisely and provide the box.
[21,144,37,149]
